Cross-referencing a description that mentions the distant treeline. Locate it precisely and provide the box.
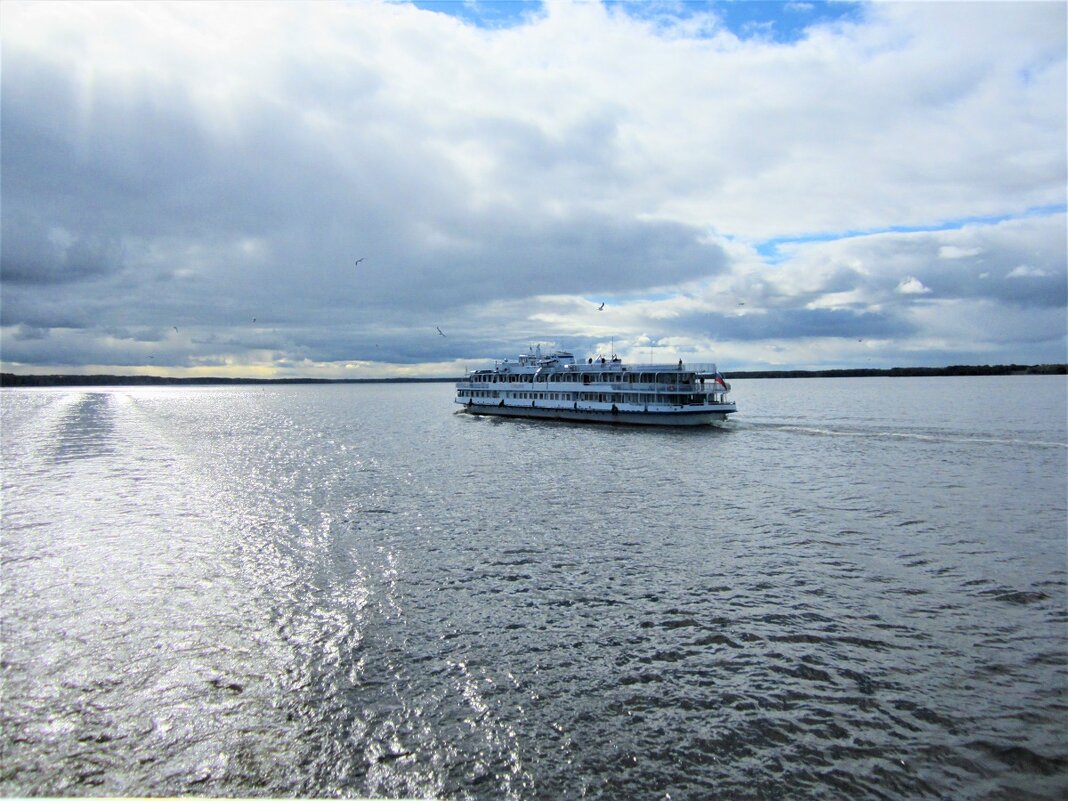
[724,364,1066,379]
[0,374,455,387]
[1,364,1064,387]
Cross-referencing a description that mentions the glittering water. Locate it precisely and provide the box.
[2,377,1066,799]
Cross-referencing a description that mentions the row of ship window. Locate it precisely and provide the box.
[458,390,721,404]
[471,373,695,385]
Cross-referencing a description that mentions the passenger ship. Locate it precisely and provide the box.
[455,347,736,426]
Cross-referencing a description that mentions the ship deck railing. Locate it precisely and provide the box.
[457,394,735,408]
[458,379,730,393]
[475,362,722,375]
[555,361,721,373]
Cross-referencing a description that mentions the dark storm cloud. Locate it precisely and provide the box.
[1,329,160,368]
[673,307,912,342]
[0,216,125,285]
[399,213,728,309]
[12,324,49,341]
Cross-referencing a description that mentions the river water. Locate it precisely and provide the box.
[2,376,1065,799]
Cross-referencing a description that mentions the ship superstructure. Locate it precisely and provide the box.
[455,347,736,426]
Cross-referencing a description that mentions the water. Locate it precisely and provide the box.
[2,377,1065,799]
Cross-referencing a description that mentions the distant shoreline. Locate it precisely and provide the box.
[2,364,1064,387]
[726,364,1066,379]
[0,374,457,387]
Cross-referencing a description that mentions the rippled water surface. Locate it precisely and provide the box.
[2,377,1066,799]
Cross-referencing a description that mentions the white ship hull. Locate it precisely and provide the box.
[459,399,733,426]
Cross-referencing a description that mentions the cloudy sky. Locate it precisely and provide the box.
[2,0,1065,378]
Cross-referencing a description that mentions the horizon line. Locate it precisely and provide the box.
[3,363,1065,387]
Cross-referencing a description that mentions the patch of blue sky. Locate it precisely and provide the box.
[609,0,865,43]
[407,0,544,29]
[406,1,865,42]
[754,204,1068,262]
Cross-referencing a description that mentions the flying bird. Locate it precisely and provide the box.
[354,258,365,268]
[436,327,446,337]
[598,302,605,311]
[173,326,179,333]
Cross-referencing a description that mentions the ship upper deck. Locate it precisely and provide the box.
[461,359,728,393]
[468,359,720,377]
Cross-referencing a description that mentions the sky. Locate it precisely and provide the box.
[1,0,1065,378]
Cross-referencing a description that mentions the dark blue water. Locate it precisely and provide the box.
[2,377,1066,799]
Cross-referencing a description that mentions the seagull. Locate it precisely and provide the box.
[173,326,179,333]
[598,302,605,311]
[253,317,257,323]
[354,258,365,268]
[436,327,446,337]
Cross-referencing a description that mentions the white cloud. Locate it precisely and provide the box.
[897,276,932,295]
[939,245,983,260]
[805,290,870,310]
[1006,265,1052,279]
